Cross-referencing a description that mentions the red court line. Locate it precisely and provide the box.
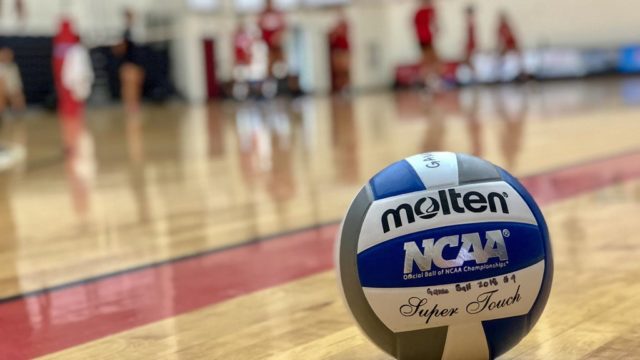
[519,151,640,205]
[1,150,640,359]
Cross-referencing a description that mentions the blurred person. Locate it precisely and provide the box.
[233,19,254,78]
[62,40,94,111]
[497,10,524,80]
[0,7,27,171]
[463,5,477,70]
[232,19,254,99]
[329,9,351,94]
[258,0,287,79]
[53,18,95,221]
[114,9,145,114]
[0,47,26,114]
[497,11,518,56]
[414,0,441,89]
[53,19,93,122]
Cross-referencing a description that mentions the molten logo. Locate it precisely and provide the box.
[381,188,509,233]
[403,230,509,274]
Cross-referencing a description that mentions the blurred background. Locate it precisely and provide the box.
[1,0,640,104]
[1,1,640,358]
[0,0,639,285]
[0,0,639,272]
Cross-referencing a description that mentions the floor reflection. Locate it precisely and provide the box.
[61,116,96,224]
[0,78,639,303]
[125,111,150,223]
[460,87,483,157]
[0,78,639,357]
[331,96,359,185]
[494,85,527,172]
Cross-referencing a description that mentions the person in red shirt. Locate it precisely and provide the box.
[234,22,253,67]
[53,19,82,120]
[329,18,349,52]
[497,11,519,55]
[497,10,525,80]
[414,0,436,50]
[233,21,253,85]
[329,11,351,93]
[414,0,441,87]
[232,20,254,98]
[258,0,286,78]
[464,5,477,66]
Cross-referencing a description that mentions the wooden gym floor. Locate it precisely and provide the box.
[0,77,639,359]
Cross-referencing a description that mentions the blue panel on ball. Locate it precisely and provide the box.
[369,160,426,200]
[481,315,529,358]
[357,222,545,288]
[480,168,554,358]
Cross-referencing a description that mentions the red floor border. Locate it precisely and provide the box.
[1,150,640,359]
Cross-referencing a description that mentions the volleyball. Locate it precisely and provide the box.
[336,152,553,359]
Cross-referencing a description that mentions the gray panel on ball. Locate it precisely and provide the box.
[339,186,448,360]
[456,153,502,185]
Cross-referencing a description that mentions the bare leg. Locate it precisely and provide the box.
[121,63,145,114]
